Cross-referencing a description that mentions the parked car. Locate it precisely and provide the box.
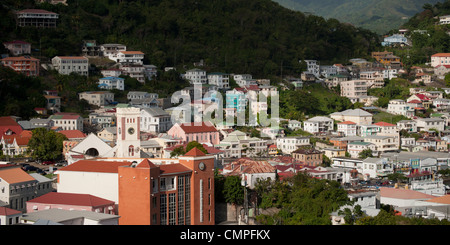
[23,165,37,172]
[36,168,46,174]
[42,160,55,165]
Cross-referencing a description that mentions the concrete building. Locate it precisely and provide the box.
[340,80,368,101]
[303,116,334,134]
[16,9,58,28]
[79,91,114,107]
[3,40,31,56]
[276,136,310,155]
[1,56,39,76]
[52,56,89,76]
[98,77,125,91]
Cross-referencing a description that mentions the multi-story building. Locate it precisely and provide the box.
[49,112,83,131]
[0,165,53,212]
[303,116,334,134]
[207,72,229,89]
[387,99,415,118]
[1,56,39,76]
[218,130,268,158]
[79,91,114,107]
[185,68,207,84]
[116,51,144,65]
[276,136,310,155]
[303,60,320,78]
[140,107,172,133]
[120,64,145,83]
[291,148,323,167]
[363,135,398,152]
[225,89,247,113]
[359,71,384,88]
[340,80,368,100]
[16,9,59,28]
[431,53,450,67]
[100,44,127,61]
[52,56,89,76]
[330,108,373,126]
[397,120,417,133]
[118,148,215,225]
[347,142,377,159]
[98,77,125,91]
[101,68,122,78]
[167,121,220,145]
[3,40,31,56]
[415,118,446,132]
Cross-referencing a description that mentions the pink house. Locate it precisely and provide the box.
[26,192,116,215]
[167,121,220,145]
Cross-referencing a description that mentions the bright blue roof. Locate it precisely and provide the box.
[100,76,124,80]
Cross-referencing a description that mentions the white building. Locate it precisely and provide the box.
[397,120,417,133]
[100,43,126,61]
[347,141,377,159]
[330,109,373,125]
[337,121,357,136]
[303,60,320,78]
[52,56,89,76]
[276,136,310,155]
[439,15,450,25]
[185,68,207,84]
[415,118,445,132]
[431,53,450,68]
[207,72,230,89]
[48,113,83,131]
[116,51,144,65]
[98,77,125,91]
[362,157,394,178]
[363,135,398,152]
[387,99,415,118]
[79,91,114,107]
[140,107,172,133]
[303,116,334,134]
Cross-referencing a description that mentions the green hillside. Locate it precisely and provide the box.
[1,0,380,78]
[273,0,442,34]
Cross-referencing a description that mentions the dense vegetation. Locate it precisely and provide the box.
[274,0,441,34]
[1,0,380,78]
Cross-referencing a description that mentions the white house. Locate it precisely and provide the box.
[431,53,450,67]
[185,68,207,84]
[48,112,83,131]
[207,72,230,89]
[276,136,310,154]
[362,157,393,178]
[116,51,144,65]
[397,120,417,133]
[51,56,89,76]
[347,142,377,159]
[303,116,334,134]
[330,109,373,125]
[98,77,125,91]
[415,118,445,132]
[387,99,415,118]
[140,107,172,133]
[337,121,357,136]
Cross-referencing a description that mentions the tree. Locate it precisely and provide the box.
[358,149,374,159]
[223,175,245,205]
[185,141,208,154]
[27,128,67,161]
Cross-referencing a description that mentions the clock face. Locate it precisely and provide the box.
[128,127,135,135]
[198,162,206,171]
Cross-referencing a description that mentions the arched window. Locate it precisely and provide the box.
[129,145,134,156]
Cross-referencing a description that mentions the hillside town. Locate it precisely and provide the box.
[2,4,450,227]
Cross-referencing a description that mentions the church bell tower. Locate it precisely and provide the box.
[115,107,141,158]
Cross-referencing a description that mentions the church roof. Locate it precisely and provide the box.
[184,147,206,157]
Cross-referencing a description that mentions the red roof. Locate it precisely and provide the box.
[159,164,192,175]
[184,147,206,157]
[408,99,422,104]
[17,9,58,14]
[0,207,21,216]
[0,116,23,136]
[379,187,435,200]
[179,122,218,133]
[414,94,430,101]
[58,130,86,139]
[136,158,157,169]
[28,192,115,207]
[58,160,131,173]
[338,121,356,125]
[3,40,30,45]
[374,121,396,127]
[431,53,450,57]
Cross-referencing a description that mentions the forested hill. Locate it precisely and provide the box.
[273,0,442,34]
[1,0,380,77]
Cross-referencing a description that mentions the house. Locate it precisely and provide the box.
[3,40,31,56]
[79,91,115,107]
[16,9,59,28]
[225,89,247,113]
[431,53,450,67]
[101,68,122,78]
[414,73,432,84]
[330,108,373,125]
[415,118,445,132]
[58,130,86,141]
[359,71,384,88]
[81,40,101,57]
[387,99,415,118]
[287,120,302,131]
[167,121,220,145]
[143,64,158,80]
[116,51,144,65]
[363,135,398,152]
[0,131,32,157]
[140,107,172,133]
[185,68,207,84]
[407,94,432,109]
[323,148,346,159]
[381,34,408,47]
[222,158,276,189]
[0,165,53,212]
[291,148,323,166]
[26,192,116,214]
[97,127,117,142]
[0,207,22,225]
[347,142,377,159]
[359,124,380,137]
[48,112,83,131]
[340,80,368,101]
[434,65,450,79]
[303,60,320,78]
[397,120,417,133]
[89,112,116,128]
[378,54,402,67]
[337,121,357,136]
[0,116,23,136]
[276,136,310,155]
[52,56,89,76]
[324,74,349,88]
[362,157,394,178]
[303,116,334,134]
[1,56,40,76]
[207,72,230,89]
[44,94,61,113]
[100,44,127,61]
[98,77,125,91]
[374,121,400,146]
[21,209,120,225]
[218,130,268,158]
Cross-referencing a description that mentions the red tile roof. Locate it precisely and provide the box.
[136,159,158,169]
[0,116,23,136]
[28,192,115,207]
[0,167,35,184]
[179,122,218,133]
[17,9,57,14]
[431,53,450,57]
[159,164,192,175]
[0,207,22,216]
[379,187,435,200]
[184,147,206,157]
[425,195,450,205]
[58,160,131,173]
[414,94,430,101]
[58,130,86,139]
[374,121,396,127]
[408,99,422,104]
[338,121,356,125]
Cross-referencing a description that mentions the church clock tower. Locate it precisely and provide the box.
[115,107,141,158]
